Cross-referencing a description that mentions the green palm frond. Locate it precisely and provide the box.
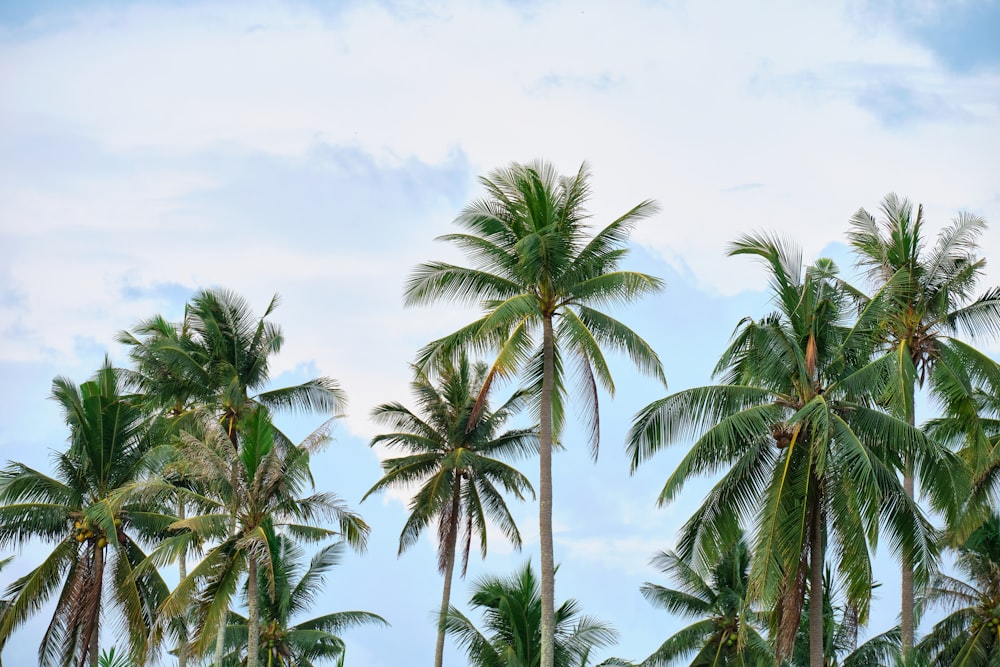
[631,230,954,660]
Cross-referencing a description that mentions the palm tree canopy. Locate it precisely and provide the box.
[848,194,1000,352]
[0,360,170,667]
[627,234,948,658]
[405,160,666,454]
[151,407,368,658]
[363,353,537,573]
[634,532,773,667]
[219,535,387,667]
[848,195,1000,519]
[118,288,347,441]
[443,562,619,667]
[917,514,1000,666]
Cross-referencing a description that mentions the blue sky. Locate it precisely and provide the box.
[1,0,999,664]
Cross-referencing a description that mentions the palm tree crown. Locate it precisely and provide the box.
[635,532,772,667]
[154,408,368,667]
[443,562,619,667]
[219,536,387,667]
[118,288,347,442]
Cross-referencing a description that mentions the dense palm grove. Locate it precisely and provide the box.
[0,161,998,667]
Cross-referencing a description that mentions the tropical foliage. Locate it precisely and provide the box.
[406,159,665,667]
[633,532,772,667]
[118,288,353,667]
[917,514,1000,666]
[218,536,386,667]
[627,234,948,666]
[443,562,619,667]
[363,353,536,667]
[847,193,1000,654]
[0,361,169,667]
[1,175,999,667]
[151,408,368,666]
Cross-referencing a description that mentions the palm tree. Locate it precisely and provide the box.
[0,361,170,667]
[153,407,368,667]
[118,288,350,664]
[406,160,665,667]
[118,288,347,448]
[627,234,947,667]
[915,514,1000,666]
[443,562,619,667]
[847,194,1000,655]
[632,532,772,667]
[363,354,537,667]
[218,535,387,666]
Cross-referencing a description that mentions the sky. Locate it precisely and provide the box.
[1,0,999,664]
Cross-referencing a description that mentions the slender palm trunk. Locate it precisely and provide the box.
[177,495,188,667]
[86,545,105,667]
[433,479,462,667]
[901,454,915,659]
[809,491,824,667]
[900,377,917,660]
[214,613,226,666]
[248,557,260,667]
[539,315,556,667]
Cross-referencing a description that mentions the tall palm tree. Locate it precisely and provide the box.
[443,562,619,667]
[847,194,1000,655]
[627,234,947,667]
[406,160,665,667]
[0,361,170,667]
[218,535,387,667]
[362,353,537,667]
[916,514,1000,665]
[153,407,368,667]
[633,532,773,667]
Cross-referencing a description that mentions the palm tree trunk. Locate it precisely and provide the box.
[539,314,556,667]
[248,556,260,667]
[809,492,824,667]
[178,495,188,667]
[214,613,226,666]
[88,545,105,667]
[433,478,462,667]
[899,377,917,660]
[901,454,915,659]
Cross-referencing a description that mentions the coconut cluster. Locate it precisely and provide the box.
[71,517,122,549]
